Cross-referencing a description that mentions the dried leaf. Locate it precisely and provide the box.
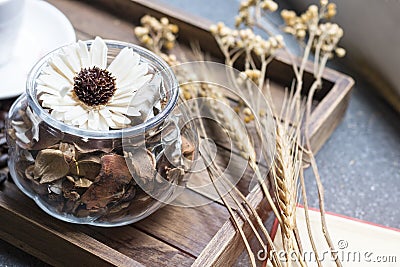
[69,156,101,181]
[74,178,93,188]
[59,143,76,159]
[125,148,156,188]
[49,180,63,194]
[72,140,116,154]
[34,149,70,184]
[66,175,92,187]
[81,154,133,209]
[25,165,35,180]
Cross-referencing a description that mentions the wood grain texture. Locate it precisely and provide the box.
[0,0,354,266]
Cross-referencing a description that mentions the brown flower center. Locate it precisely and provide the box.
[73,67,116,107]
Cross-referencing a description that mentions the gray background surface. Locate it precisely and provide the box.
[1,0,399,266]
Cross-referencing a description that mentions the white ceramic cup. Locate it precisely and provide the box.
[0,0,26,66]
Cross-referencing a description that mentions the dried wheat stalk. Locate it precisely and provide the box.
[134,15,284,266]
[270,89,306,266]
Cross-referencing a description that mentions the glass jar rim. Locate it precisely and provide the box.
[26,39,179,139]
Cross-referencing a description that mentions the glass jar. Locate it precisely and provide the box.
[6,40,197,226]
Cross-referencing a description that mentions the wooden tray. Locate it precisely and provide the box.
[0,0,354,266]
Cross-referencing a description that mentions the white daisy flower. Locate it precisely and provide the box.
[36,36,155,131]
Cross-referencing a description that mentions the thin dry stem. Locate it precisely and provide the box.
[299,169,322,267]
[304,54,342,267]
[206,166,257,267]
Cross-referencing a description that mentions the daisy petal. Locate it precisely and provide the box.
[88,110,100,130]
[117,74,152,93]
[73,114,88,127]
[108,48,139,81]
[109,97,134,107]
[117,62,148,87]
[99,108,117,128]
[60,45,81,73]
[90,37,107,69]
[64,105,87,121]
[40,94,76,106]
[108,105,141,116]
[50,56,75,81]
[79,122,88,129]
[110,111,131,125]
[50,110,65,121]
[36,85,60,96]
[98,115,110,131]
[77,40,91,68]
[38,73,71,90]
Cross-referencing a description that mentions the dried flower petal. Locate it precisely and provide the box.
[69,155,101,181]
[34,149,70,184]
[81,154,133,209]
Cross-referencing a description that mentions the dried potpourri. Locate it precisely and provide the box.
[7,37,196,224]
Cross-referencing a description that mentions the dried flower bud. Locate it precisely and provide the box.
[160,17,169,26]
[326,8,336,18]
[335,47,346,57]
[169,24,179,34]
[254,46,264,56]
[244,115,254,123]
[308,5,319,18]
[210,25,218,34]
[284,26,295,34]
[164,41,175,50]
[220,27,231,36]
[239,71,247,80]
[320,0,328,6]
[134,27,148,37]
[165,32,176,42]
[261,0,278,12]
[327,3,336,10]
[297,29,306,39]
[243,107,252,116]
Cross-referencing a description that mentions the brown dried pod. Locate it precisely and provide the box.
[81,154,133,209]
[34,149,71,184]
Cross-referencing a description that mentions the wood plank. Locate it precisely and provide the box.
[134,189,229,257]
[0,181,143,267]
[47,0,137,43]
[192,186,271,267]
[308,76,354,153]
[81,225,195,266]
